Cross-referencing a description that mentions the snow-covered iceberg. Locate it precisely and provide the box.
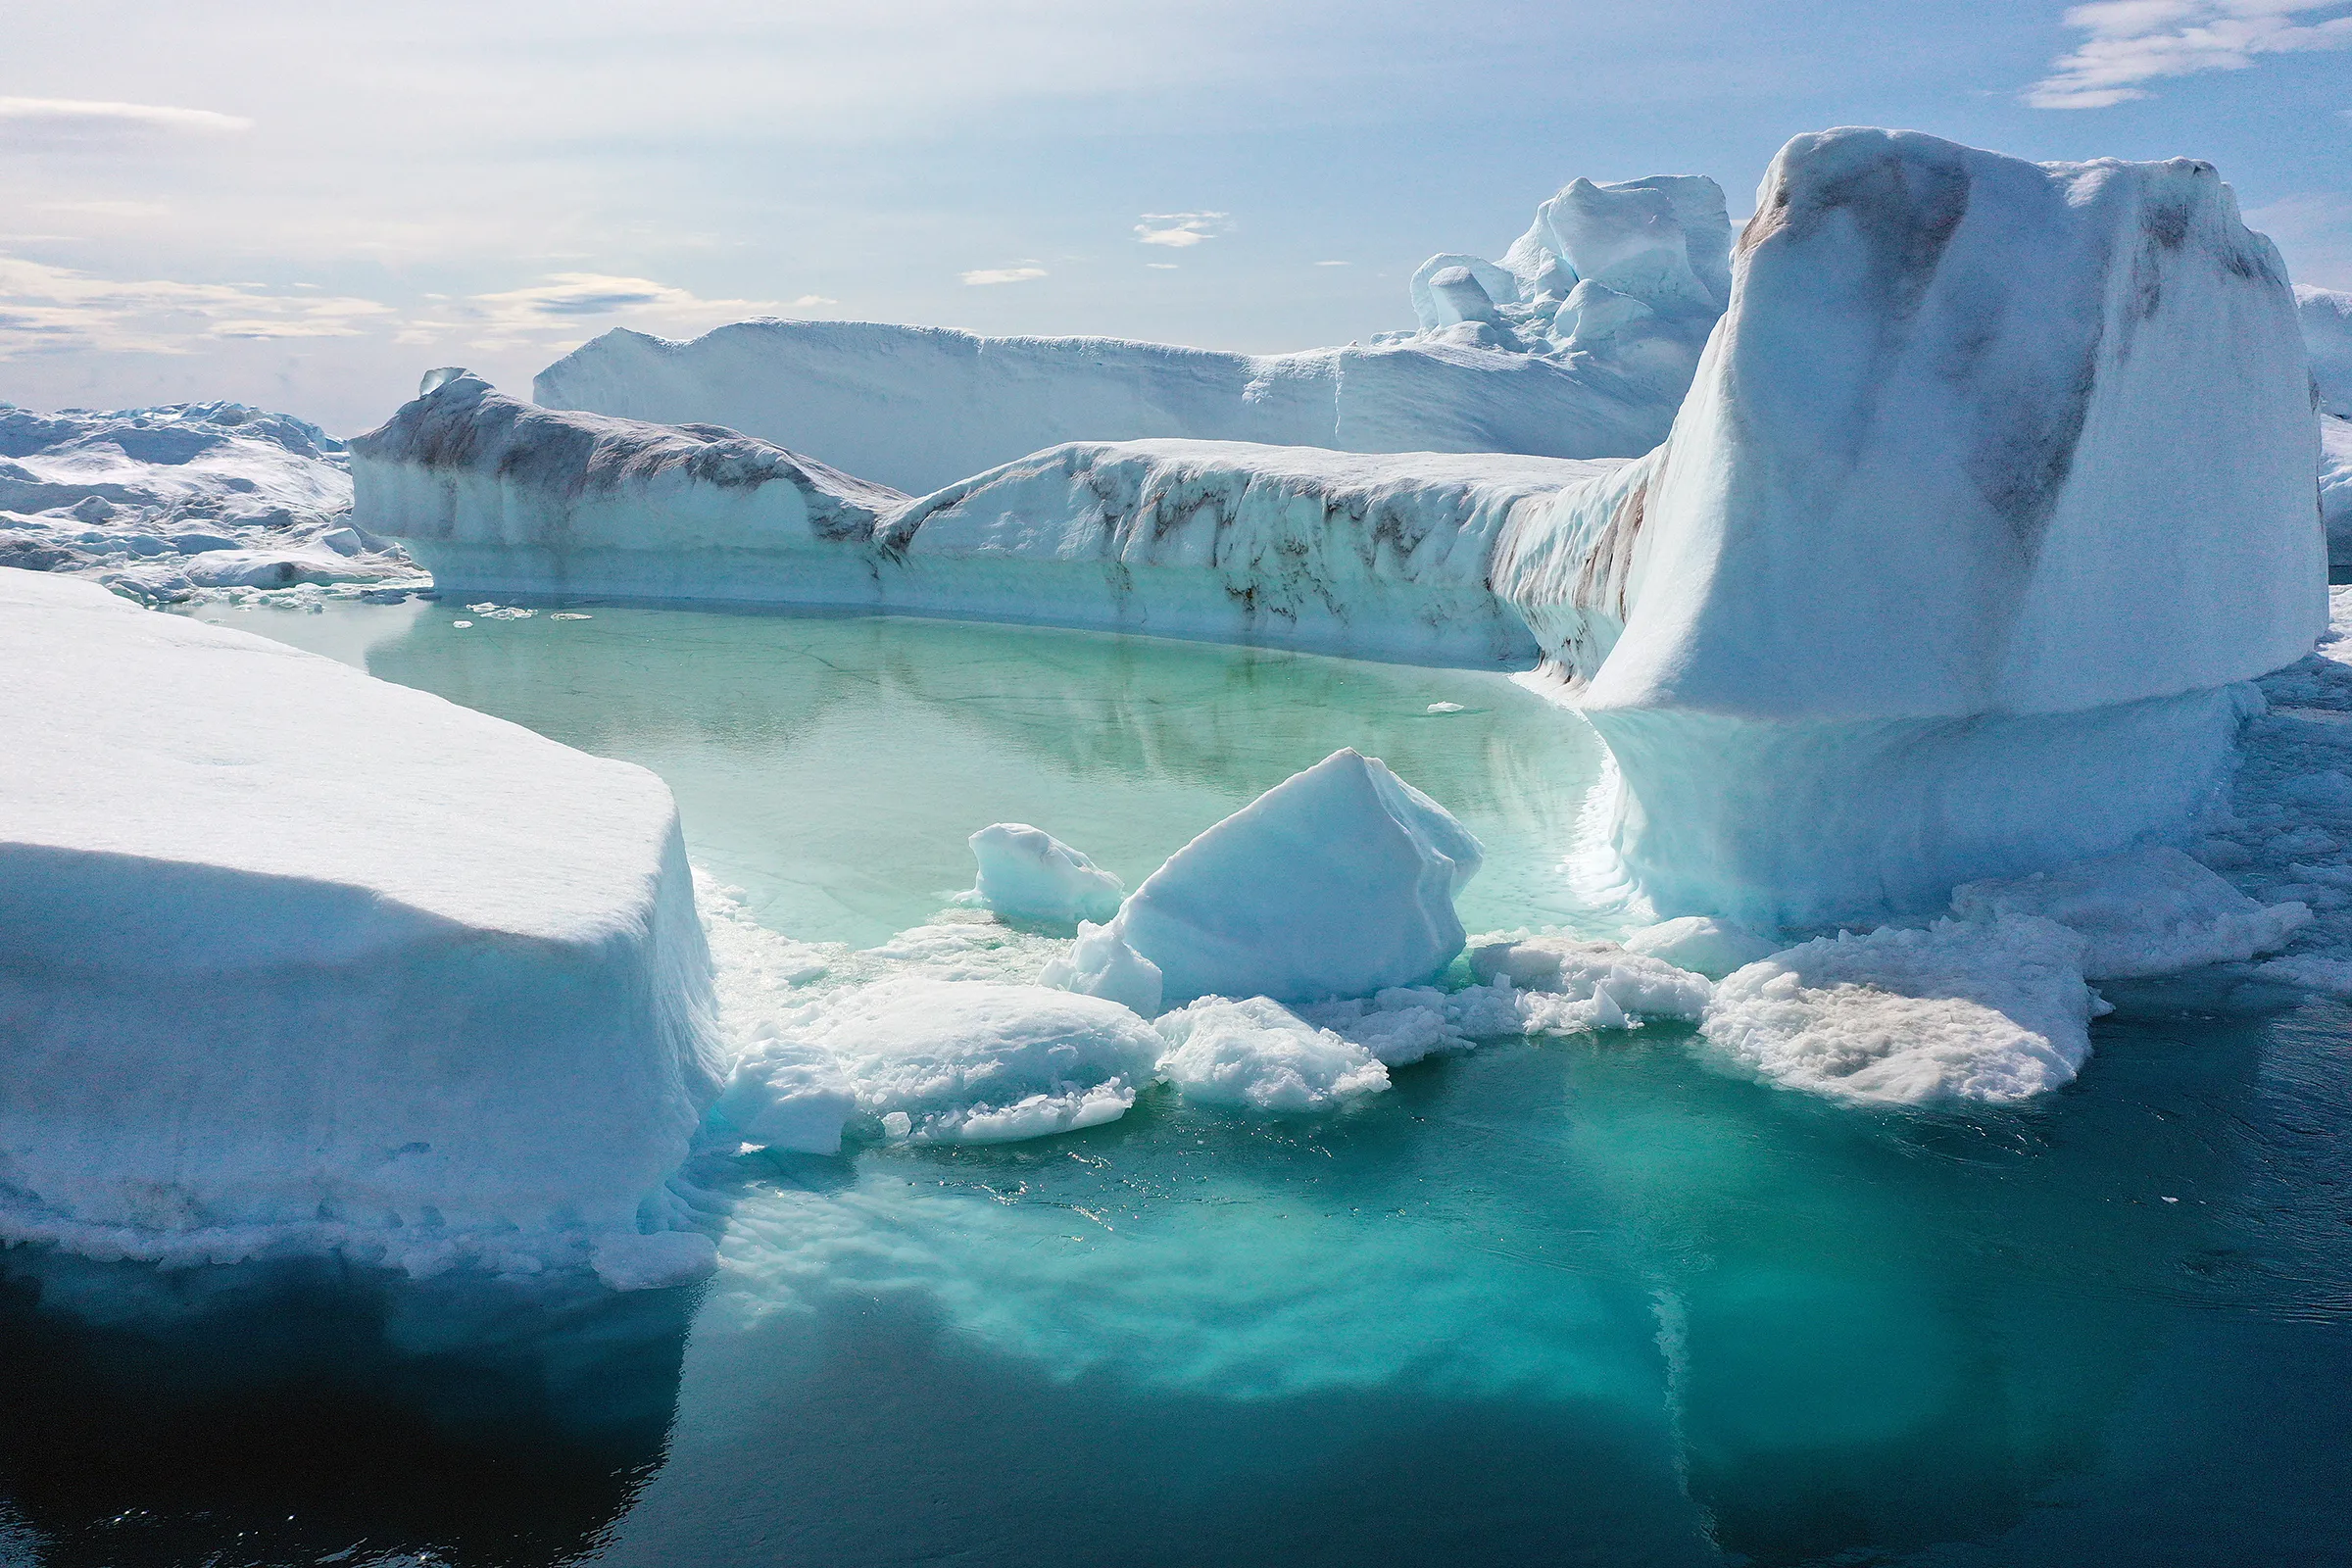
[0,400,412,604]
[528,171,1731,495]
[1494,128,2326,924]
[0,569,723,1282]
[354,373,1600,665]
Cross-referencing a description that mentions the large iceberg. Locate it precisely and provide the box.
[0,569,723,1281]
[528,171,1731,495]
[1494,128,2325,923]
[353,374,1600,665]
[0,400,412,604]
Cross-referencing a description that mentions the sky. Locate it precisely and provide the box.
[2,0,2348,434]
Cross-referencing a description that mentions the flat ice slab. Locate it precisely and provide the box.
[0,569,721,1277]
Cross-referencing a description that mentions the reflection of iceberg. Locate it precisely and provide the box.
[0,1247,695,1565]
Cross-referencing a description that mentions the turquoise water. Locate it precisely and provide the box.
[1,603,2346,1567]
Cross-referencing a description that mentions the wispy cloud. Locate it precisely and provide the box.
[432,271,810,350]
[2027,1,2352,109]
[0,96,252,145]
[961,266,1048,285]
[1135,212,1231,248]
[0,255,387,357]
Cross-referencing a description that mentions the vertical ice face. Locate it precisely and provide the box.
[2301,285,2352,418]
[1494,129,2326,924]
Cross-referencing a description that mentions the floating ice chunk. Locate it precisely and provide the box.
[1112,749,1483,1005]
[1467,934,1713,1017]
[1951,847,2311,979]
[968,823,1126,923]
[712,1024,858,1154]
[1426,702,1465,713]
[2253,955,2352,997]
[1701,916,2096,1104]
[1152,996,1390,1111]
[743,978,1163,1145]
[1039,919,1165,1017]
[1621,916,1778,981]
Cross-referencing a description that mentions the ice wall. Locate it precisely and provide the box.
[1494,128,2326,923]
[2303,285,2351,418]
[355,372,1609,666]
[0,569,724,1281]
[531,320,1676,496]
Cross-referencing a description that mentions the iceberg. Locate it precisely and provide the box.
[2304,284,2351,419]
[529,171,1731,495]
[966,823,1126,924]
[0,400,412,605]
[1070,749,1484,1007]
[1494,128,2325,924]
[0,569,723,1280]
[355,376,1599,665]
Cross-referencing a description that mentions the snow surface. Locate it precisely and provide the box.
[0,568,722,1279]
[1151,996,1390,1111]
[356,373,1604,665]
[966,823,1126,924]
[0,400,414,605]
[1070,750,1485,1006]
[1701,916,2099,1105]
[531,169,1730,496]
[1494,129,2325,924]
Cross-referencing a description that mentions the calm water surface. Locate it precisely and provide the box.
[0,602,2344,1568]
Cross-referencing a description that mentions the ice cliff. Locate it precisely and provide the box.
[2302,286,2352,565]
[0,569,723,1283]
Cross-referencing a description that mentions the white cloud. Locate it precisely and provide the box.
[1146,262,1178,270]
[0,96,251,144]
[2027,0,2352,109]
[1135,212,1231,248]
[961,267,1048,284]
[1314,260,1350,267]
[0,255,387,357]
[437,271,800,349]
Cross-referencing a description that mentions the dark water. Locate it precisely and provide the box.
[2,604,2345,1567]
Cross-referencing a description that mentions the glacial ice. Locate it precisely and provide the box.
[966,823,1126,924]
[2304,285,2351,418]
[1039,920,1165,1017]
[1151,996,1391,1111]
[1494,128,2325,924]
[1620,916,1777,980]
[0,568,723,1277]
[355,376,1601,666]
[1086,750,1485,1006]
[531,169,1732,495]
[1701,916,2100,1105]
[0,400,413,604]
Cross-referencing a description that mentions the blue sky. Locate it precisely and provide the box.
[3,0,2347,432]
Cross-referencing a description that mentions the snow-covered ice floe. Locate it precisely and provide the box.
[0,569,723,1286]
[529,170,1730,494]
[0,400,416,605]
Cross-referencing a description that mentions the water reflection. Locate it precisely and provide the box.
[0,1250,696,1567]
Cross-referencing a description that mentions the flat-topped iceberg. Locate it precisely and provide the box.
[0,569,722,1282]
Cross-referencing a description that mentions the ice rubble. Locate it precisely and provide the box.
[966,823,1126,924]
[0,568,723,1282]
[1951,846,2310,979]
[530,172,1728,494]
[1700,916,2100,1105]
[355,374,1601,664]
[1151,997,1391,1111]
[0,400,414,605]
[1494,128,2325,925]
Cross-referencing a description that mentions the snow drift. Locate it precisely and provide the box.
[0,569,723,1282]
[1494,128,2326,923]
